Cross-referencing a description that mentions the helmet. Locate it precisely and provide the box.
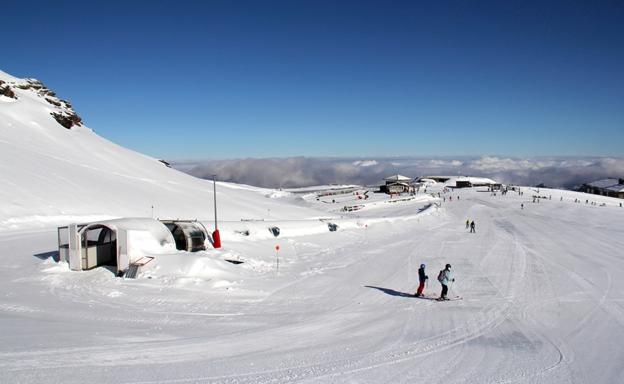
[446,264,451,269]
[420,264,425,268]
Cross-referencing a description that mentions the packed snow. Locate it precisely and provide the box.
[1,69,624,383]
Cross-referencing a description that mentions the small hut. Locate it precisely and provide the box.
[58,218,177,274]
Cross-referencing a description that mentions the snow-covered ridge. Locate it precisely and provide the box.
[0,69,325,229]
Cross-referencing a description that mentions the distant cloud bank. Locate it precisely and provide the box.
[171,156,624,189]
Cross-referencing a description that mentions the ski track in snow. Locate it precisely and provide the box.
[1,189,624,383]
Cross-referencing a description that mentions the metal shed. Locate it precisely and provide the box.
[58,218,176,275]
[160,220,209,252]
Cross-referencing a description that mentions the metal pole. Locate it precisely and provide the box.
[211,174,222,248]
[213,175,218,230]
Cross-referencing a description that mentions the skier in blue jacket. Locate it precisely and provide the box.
[415,264,428,297]
[437,264,455,300]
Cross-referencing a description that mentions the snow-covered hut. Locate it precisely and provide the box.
[58,218,176,274]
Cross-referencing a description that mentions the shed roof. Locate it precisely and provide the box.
[384,174,412,182]
[84,217,169,233]
[587,178,624,192]
[387,181,411,187]
[81,218,176,252]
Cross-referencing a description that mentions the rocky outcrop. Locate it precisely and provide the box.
[50,111,83,129]
[45,97,61,107]
[2,77,83,129]
[0,80,17,99]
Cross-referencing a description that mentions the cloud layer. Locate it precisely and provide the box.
[172,156,624,189]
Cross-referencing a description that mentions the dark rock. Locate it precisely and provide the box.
[0,83,17,99]
[51,112,82,129]
[45,97,62,106]
[25,79,44,89]
[40,89,56,97]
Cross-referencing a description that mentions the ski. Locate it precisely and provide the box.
[436,296,462,301]
[413,294,462,301]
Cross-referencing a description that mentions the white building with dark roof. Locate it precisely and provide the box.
[583,178,624,199]
[380,174,413,194]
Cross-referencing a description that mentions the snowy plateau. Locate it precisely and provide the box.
[1,69,623,384]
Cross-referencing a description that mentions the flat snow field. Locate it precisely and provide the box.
[1,188,624,384]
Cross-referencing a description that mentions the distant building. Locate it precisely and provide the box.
[418,176,450,183]
[454,177,500,189]
[380,174,413,194]
[455,180,472,188]
[582,178,624,199]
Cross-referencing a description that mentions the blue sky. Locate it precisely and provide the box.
[3,0,623,159]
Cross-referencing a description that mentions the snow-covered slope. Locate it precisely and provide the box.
[0,70,323,229]
[2,69,624,384]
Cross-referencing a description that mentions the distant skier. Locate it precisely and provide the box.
[465,219,470,229]
[415,263,428,297]
[521,203,524,210]
[437,264,454,300]
[470,220,475,233]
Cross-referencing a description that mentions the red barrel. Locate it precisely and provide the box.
[212,229,221,248]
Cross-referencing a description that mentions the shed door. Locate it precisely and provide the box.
[117,229,129,273]
[68,224,81,271]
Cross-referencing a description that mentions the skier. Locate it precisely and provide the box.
[521,203,524,210]
[415,263,428,297]
[465,219,470,229]
[470,220,475,233]
[437,264,454,300]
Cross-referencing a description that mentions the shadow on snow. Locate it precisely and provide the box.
[33,250,59,262]
[364,285,414,298]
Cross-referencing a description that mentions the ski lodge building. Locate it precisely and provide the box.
[582,178,624,199]
[380,174,414,194]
